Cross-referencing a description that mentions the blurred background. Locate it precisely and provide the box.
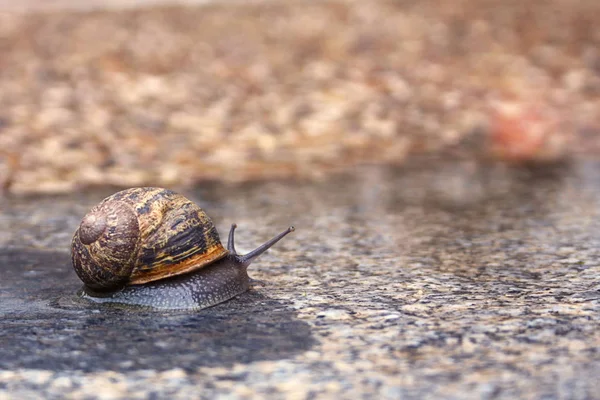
[0,0,599,194]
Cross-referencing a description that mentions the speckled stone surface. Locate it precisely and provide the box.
[1,159,600,399]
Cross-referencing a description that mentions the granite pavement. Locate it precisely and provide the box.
[1,159,600,399]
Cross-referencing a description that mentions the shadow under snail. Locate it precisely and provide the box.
[71,187,294,310]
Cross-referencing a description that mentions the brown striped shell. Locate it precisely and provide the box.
[71,187,228,291]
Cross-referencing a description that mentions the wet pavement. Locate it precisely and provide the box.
[1,159,600,399]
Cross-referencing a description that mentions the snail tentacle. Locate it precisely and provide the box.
[237,226,295,267]
[227,223,238,254]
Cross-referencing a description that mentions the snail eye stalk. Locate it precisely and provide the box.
[227,224,238,254]
[237,226,295,267]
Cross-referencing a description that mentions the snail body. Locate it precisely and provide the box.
[71,187,294,310]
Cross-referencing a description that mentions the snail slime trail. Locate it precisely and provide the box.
[71,187,295,310]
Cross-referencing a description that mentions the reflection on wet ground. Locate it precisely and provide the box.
[0,249,314,372]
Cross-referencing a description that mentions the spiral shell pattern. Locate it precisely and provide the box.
[71,187,228,291]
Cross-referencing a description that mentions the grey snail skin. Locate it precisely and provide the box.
[71,187,294,310]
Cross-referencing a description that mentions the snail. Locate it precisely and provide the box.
[71,187,294,310]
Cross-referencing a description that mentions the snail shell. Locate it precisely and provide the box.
[72,187,227,291]
[71,187,294,310]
